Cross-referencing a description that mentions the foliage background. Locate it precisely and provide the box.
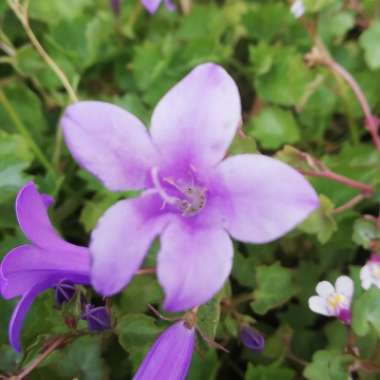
[1,0,380,379]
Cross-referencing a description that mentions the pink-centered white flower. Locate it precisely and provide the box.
[308,276,353,325]
[60,63,319,313]
[360,254,380,290]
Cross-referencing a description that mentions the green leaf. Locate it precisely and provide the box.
[251,263,297,315]
[352,286,380,337]
[55,336,106,380]
[303,349,352,380]
[0,131,32,204]
[118,276,163,313]
[298,195,337,244]
[254,48,312,106]
[245,364,295,380]
[360,21,380,70]
[197,284,228,340]
[318,11,355,44]
[80,191,119,232]
[117,314,161,352]
[352,218,380,249]
[249,107,300,150]
[116,314,163,370]
[187,350,220,380]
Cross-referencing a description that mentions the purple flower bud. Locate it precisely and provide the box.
[110,0,120,16]
[54,280,76,306]
[239,326,265,352]
[337,308,351,325]
[81,305,111,331]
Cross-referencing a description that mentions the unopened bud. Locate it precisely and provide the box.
[239,326,264,352]
[81,305,111,332]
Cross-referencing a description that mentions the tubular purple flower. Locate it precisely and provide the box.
[60,63,319,313]
[141,0,175,14]
[0,182,91,352]
[133,321,195,380]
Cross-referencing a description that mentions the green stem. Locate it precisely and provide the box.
[0,89,57,178]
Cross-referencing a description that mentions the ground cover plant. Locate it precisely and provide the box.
[0,0,380,379]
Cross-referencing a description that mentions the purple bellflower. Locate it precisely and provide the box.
[133,321,195,380]
[60,63,318,313]
[0,182,91,352]
[141,0,175,14]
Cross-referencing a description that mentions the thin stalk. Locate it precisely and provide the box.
[7,0,79,172]
[0,89,57,177]
[300,169,374,195]
[13,336,68,380]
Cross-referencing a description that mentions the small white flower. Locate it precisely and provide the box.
[308,275,353,324]
[360,255,380,290]
[290,0,305,19]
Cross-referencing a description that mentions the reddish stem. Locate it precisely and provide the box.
[326,60,380,151]
[300,169,374,195]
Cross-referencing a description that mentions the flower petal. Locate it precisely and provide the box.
[1,244,90,299]
[308,296,332,316]
[16,182,77,250]
[150,63,241,169]
[214,154,319,243]
[360,264,372,290]
[316,281,335,298]
[90,195,170,296]
[61,101,157,191]
[133,321,195,380]
[8,280,52,352]
[158,220,233,312]
[141,0,161,13]
[335,276,354,299]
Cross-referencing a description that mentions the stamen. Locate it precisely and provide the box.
[151,167,179,206]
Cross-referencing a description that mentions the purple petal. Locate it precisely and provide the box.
[8,280,52,352]
[1,244,90,299]
[60,101,157,192]
[141,0,161,13]
[90,194,171,296]
[214,154,319,243]
[133,321,195,380]
[163,0,176,11]
[150,63,241,170]
[16,182,77,250]
[158,220,233,312]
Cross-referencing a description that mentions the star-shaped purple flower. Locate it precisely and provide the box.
[0,182,90,352]
[60,63,318,313]
[133,321,195,380]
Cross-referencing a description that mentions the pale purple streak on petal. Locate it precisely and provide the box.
[133,321,195,380]
[61,101,157,192]
[164,0,175,11]
[9,279,55,352]
[141,0,162,13]
[1,244,90,299]
[214,154,319,243]
[91,195,171,296]
[150,63,241,169]
[158,220,233,312]
[16,182,77,251]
